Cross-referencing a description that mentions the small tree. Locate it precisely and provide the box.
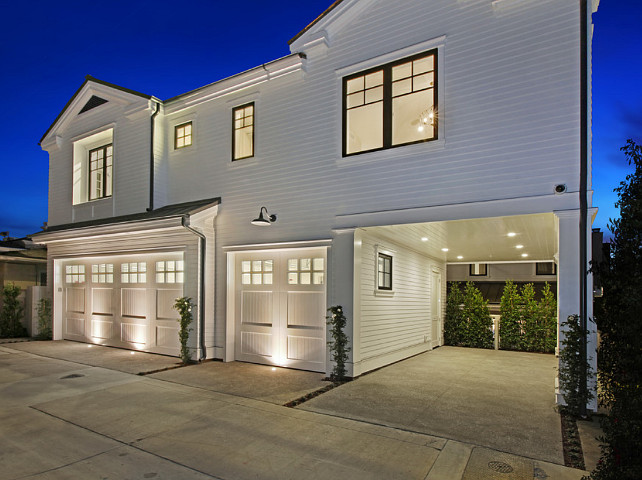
[0,283,27,338]
[444,282,465,346]
[36,297,53,340]
[537,283,557,353]
[499,280,522,350]
[173,296,194,364]
[326,305,350,382]
[558,314,594,417]
[461,282,494,349]
[521,283,539,352]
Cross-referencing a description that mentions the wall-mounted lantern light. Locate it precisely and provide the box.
[251,207,277,226]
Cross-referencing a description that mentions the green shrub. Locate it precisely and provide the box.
[499,280,522,350]
[173,296,194,364]
[521,283,539,352]
[36,297,52,340]
[461,282,494,349]
[444,282,466,346]
[0,283,27,338]
[558,314,594,417]
[537,283,557,353]
[326,305,350,382]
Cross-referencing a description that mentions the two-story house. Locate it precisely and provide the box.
[34,0,599,408]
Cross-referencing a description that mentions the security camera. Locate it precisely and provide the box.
[554,184,567,194]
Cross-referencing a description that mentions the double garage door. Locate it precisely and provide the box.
[62,252,185,356]
[235,248,327,372]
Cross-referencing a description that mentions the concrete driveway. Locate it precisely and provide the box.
[0,341,585,479]
[299,346,563,464]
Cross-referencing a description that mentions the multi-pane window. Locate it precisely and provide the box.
[65,265,85,284]
[175,122,192,149]
[536,262,557,275]
[233,103,254,160]
[156,260,184,284]
[89,144,113,200]
[241,260,273,285]
[288,258,325,285]
[344,50,437,156]
[377,253,392,290]
[121,262,147,284]
[92,264,114,283]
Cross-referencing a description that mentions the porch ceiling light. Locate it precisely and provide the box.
[516,244,524,249]
[507,232,516,237]
[421,237,428,242]
[251,207,277,226]
[521,253,529,258]
[457,255,463,260]
[441,248,449,252]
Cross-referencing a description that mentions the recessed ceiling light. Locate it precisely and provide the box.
[507,232,517,237]
[421,237,428,242]
[457,255,463,260]
[516,245,524,249]
[442,248,449,252]
[521,253,528,258]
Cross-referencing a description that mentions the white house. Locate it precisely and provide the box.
[35,0,600,408]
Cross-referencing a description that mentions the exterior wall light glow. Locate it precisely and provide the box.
[251,206,277,226]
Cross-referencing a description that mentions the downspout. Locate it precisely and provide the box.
[579,0,589,417]
[182,217,207,360]
[147,100,161,212]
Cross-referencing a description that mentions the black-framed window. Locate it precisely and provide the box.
[469,263,488,276]
[343,49,437,156]
[377,253,393,290]
[233,103,254,160]
[88,144,112,200]
[536,262,557,275]
[175,122,192,149]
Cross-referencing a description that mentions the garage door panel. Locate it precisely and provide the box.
[91,319,113,339]
[287,335,324,362]
[121,322,147,345]
[91,288,113,315]
[156,326,180,348]
[65,317,85,336]
[156,289,181,320]
[287,291,324,328]
[242,291,274,326]
[66,288,85,314]
[121,288,146,318]
[241,331,273,357]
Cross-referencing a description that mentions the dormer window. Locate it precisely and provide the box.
[72,128,113,205]
[175,122,192,149]
[88,144,113,200]
[343,50,437,156]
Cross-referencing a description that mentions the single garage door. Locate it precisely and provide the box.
[235,248,326,372]
[62,252,185,355]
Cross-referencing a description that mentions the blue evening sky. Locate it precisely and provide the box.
[0,0,639,239]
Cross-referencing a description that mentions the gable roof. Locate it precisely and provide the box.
[39,75,156,146]
[289,0,345,45]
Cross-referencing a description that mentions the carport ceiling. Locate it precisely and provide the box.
[364,213,558,263]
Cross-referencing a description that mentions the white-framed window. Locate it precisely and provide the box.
[175,121,192,149]
[343,49,437,156]
[232,103,254,160]
[91,264,114,283]
[65,265,86,284]
[72,128,114,205]
[156,260,184,284]
[469,263,488,277]
[121,262,147,284]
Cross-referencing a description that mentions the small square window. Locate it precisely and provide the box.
[536,262,557,275]
[175,122,193,149]
[469,263,488,276]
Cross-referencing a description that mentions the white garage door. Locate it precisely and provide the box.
[62,252,185,355]
[235,248,326,372]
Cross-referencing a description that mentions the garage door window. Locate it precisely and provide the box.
[121,262,147,284]
[287,258,325,285]
[156,260,184,284]
[65,265,85,284]
[92,264,114,283]
[241,259,273,285]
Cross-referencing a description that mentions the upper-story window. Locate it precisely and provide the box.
[88,144,113,200]
[343,50,437,156]
[377,253,393,290]
[175,122,192,149]
[233,103,254,160]
[73,128,114,205]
